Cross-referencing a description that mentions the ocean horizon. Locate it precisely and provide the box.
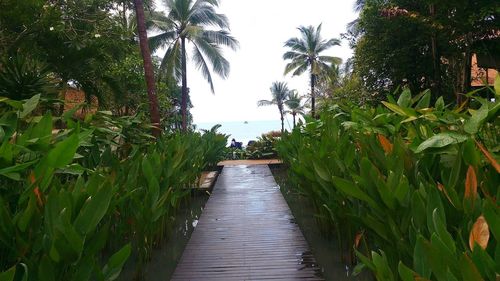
[195,119,292,146]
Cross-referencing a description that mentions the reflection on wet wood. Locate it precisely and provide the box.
[171,165,324,280]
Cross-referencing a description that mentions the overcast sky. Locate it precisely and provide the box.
[156,0,359,123]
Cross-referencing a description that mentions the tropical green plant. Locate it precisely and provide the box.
[0,55,58,101]
[258,81,291,132]
[148,0,239,131]
[284,90,305,128]
[0,94,228,280]
[283,24,341,118]
[199,124,229,169]
[246,131,281,160]
[277,76,500,280]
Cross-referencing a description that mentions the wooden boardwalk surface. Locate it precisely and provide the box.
[171,165,323,281]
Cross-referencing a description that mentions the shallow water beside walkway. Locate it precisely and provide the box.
[171,165,323,280]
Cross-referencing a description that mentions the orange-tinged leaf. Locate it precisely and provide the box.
[465,166,477,201]
[29,171,43,206]
[354,231,363,249]
[437,182,454,207]
[475,140,500,173]
[377,134,393,154]
[469,215,490,250]
[33,187,43,206]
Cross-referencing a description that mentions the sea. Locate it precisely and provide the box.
[195,120,288,146]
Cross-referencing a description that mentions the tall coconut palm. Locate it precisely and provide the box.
[149,0,239,131]
[258,81,290,133]
[283,24,341,118]
[284,91,305,128]
[133,0,161,137]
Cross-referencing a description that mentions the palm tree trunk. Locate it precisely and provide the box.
[280,110,284,133]
[292,113,296,128]
[310,72,316,118]
[181,36,188,132]
[133,0,161,137]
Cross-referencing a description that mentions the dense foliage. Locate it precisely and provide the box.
[0,0,184,128]
[346,0,499,101]
[0,96,227,280]
[277,79,499,280]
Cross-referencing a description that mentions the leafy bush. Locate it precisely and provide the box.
[246,131,281,159]
[277,79,499,280]
[0,95,227,280]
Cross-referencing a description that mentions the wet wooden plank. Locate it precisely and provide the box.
[171,165,324,281]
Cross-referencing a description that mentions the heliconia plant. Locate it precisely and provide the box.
[277,75,500,280]
[0,95,227,280]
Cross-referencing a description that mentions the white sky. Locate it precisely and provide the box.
[155,0,359,123]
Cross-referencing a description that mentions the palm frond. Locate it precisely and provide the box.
[284,60,308,76]
[202,30,239,50]
[282,51,306,61]
[189,3,229,28]
[318,56,342,65]
[192,43,215,92]
[257,99,274,107]
[161,40,182,81]
[149,31,178,52]
[316,38,341,53]
[193,36,230,78]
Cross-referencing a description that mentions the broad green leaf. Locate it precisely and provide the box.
[30,112,53,147]
[482,200,500,240]
[74,184,113,235]
[313,161,330,182]
[372,251,395,281]
[414,132,468,153]
[19,94,40,118]
[0,97,23,109]
[414,235,432,278]
[45,132,80,168]
[415,90,431,109]
[102,244,131,281]
[355,250,376,271]
[432,209,455,254]
[72,256,94,281]
[382,101,417,117]
[435,96,445,111]
[332,176,378,208]
[398,262,418,281]
[397,88,412,107]
[463,139,480,166]
[0,265,16,281]
[38,255,55,281]
[459,253,484,281]
[471,245,496,280]
[142,157,160,207]
[17,195,37,232]
[465,104,489,134]
[0,161,37,180]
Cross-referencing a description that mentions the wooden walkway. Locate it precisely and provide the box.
[171,165,323,280]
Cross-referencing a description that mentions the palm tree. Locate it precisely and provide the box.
[149,0,239,131]
[258,82,290,133]
[133,0,161,137]
[284,91,305,128]
[283,24,341,118]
